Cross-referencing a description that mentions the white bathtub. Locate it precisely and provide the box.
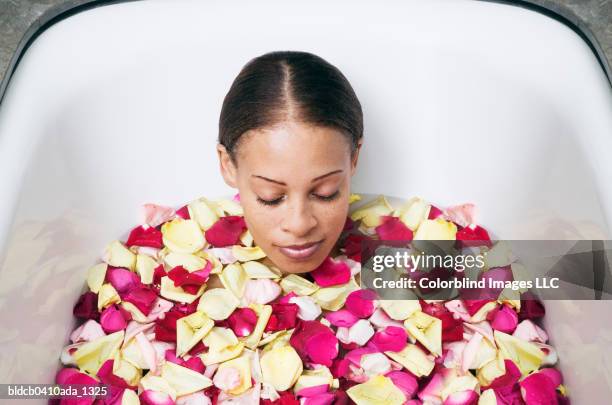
[1,0,611,402]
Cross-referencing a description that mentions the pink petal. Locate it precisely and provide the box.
[345,289,377,318]
[310,256,351,287]
[325,309,359,328]
[296,384,329,397]
[443,390,478,405]
[140,390,176,405]
[444,300,471,322]
[175,205,191,220]
[418,369,446,402]
[344,347,378,367]
[368,308,404,329]
[183,356,205,374]
[539,368,563,388]
[428,205,444,220]
[513,320,549,343]
[100,305,129,333]
[176,392,212,405]
[461,332,483,372]
[143,203,176,227]
[106,267,141,294]
[232,193,241,203]
[489,359,521,393]
[123,321,155,346]
[126,225,164,248]
[443,203,476,228]
[204,216,247,247]
[146,297,174,322]
[205,247,237,264]
[70,320,106,343]
[370,326,407,352]
[243,279,281,305]
[213,366,241,391]
[56,367,82,384]
[302,393,335,405]
[290,320,339,367]
[519,371,558,405]
[375,215,414,241]
[491,305,519,334]
[386,370,418,398]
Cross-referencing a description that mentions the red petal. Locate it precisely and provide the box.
[204,216,247,247]
[428,205,444,220]
[519,371,558,405]
[375,216,413,241]
[122,286,158,316]
[265,303,299,332]
[73,292,100,320]
[370,326,407,352]
[227,307,258,337]
[310,257,351,287]
[126,225,163,248]
[175,205,191,219]
[97,359,136,389]
[456,224,492,248]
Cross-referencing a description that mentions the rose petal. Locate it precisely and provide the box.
[204,216,247,247]
[127,225,164,249]
[370,326,407,352]
[244,279,282,305]
[289,296,322,321]
[375,215,413,241]
[491,305,519,334]
[325,309,359,328]
[345,289,377,318]
[310,257,351,287]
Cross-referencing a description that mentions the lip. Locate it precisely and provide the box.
[277,240,323,261]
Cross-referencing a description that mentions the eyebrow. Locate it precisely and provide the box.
[252,169,343,186]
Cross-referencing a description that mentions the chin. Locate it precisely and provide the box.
[270,250,328,275]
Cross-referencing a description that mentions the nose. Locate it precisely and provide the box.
[280,196,318,237]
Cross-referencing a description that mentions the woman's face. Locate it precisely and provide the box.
[217,121,361,274]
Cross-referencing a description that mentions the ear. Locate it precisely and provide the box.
[350,138,363,176]
[217,143,238,188]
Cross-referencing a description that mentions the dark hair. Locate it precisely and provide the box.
[218,50,363,165]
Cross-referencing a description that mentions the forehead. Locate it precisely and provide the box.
[236,122,352,174]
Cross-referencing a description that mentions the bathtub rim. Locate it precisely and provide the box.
[0,0,610,107]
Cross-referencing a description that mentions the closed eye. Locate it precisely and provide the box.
[255,190,340,207]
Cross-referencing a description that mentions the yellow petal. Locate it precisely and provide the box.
[385,344,435,378]
[214,198,244,216]
[121,338,149,369]
[121,302,149,323]
[393,197,431,231]
[98,283,121,311]
[121,388,140,405]
[161,219,206,253]
[413,219,457,240]
[197,251,223,274]
[87,263,107,293]
[73,330,124,374]
[260,346,303,391]
[161,361,213,396]
[176,311,214,357]
[136,254,157,284]
[478,389,498,405]
[280,274,319,296]
[440,372,479,401]
[349,193,362,204]
[494,330,545,375]
[346,375,406,405]
[470,301,499,323]
[112,351,142,387]
[244,304,273,350]
[232,246,266,262]
[380,300,421,321]
[140,375,177,400]
[220,263,248,298]
[242,261,282,279]
[477,351,506,387]
[260,330,293,353]
[160,276,206,304]
[293,367,333,393]
[216,355,253,395]
[350,195,393,228]
[404,311,442,357]
[197,288,240,320]
[188,197,220,230]
[311,278,360,311]
[164,252,209,272]
[240,229,254,247]
[203,327,239,352]
[104,240,137,270]
[200,342,244,366]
